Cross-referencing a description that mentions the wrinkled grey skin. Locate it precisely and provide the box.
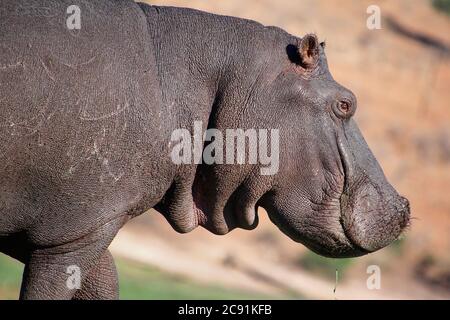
[0,0,410,299]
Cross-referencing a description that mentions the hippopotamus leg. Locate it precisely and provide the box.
[72,250,118,300]
[19,217,123,300]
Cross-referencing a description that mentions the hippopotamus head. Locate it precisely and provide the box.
[181,32,410,258]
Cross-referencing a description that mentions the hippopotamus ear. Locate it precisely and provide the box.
[297,33,320,68]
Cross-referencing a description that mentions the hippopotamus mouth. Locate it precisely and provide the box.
[334,128,410,257]
[253,125,410,259]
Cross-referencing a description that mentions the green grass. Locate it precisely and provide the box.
[116,259,280,300]
[432,0,450,15]
[297,251,354,281]
[0,253,282,300]
[0,254,24,299]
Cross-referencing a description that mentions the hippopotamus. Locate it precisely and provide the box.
[0,0,410,299]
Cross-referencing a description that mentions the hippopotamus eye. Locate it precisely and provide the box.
[339,101,350,113]
[333,100,354,119]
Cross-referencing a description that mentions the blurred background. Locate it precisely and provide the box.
[1,0,449,299]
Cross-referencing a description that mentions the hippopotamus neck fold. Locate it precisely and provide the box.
[140,4,289,233]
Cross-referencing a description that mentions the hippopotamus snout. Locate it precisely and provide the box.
[340,179,410,253]
[338,119,410,253]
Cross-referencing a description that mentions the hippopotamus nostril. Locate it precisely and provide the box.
[397,196,411,228]
[400,196,410,211]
